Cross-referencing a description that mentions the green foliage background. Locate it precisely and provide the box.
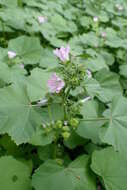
[0,0,127,189]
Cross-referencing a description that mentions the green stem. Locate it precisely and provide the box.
[63,103,67,120]
[48,105,53,123]
[65,87,71,99]
[1,20,6,39]
[53,139,57,159]
[17,0,23,7]
[31,104,53,124]
[80,117,109,122]
[63,87,71,120]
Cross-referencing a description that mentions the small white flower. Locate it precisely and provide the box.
[37,98,48,106]
[19,64,24,69]
[80,97,91,103]
[93,16,99,22]
[118,5,123,11]
[42,124,46,128]
[115,3,119,8]
[101,32,107,39]
[86,70,92,79]
[8,51,16,59]
[115,4,123,11]
[38,16,46,24]
[64,121,68,126]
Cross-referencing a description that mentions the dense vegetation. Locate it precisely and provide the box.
[0,0,127,189]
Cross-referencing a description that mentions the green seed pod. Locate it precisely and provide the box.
[45,127,52,133]
[56,120,63,128]
[62,126,70,132]
[55,158,63,166]
[62,132,70,140]
[70,118,79,128]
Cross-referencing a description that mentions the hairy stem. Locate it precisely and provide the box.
[1,20,6,39]
[48,104,53,123]
[63,87,71,120]
[53,139,57,159]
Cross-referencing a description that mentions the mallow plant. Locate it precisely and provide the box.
[39,45,87,149]
[1,0,127,190]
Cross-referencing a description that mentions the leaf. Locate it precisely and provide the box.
[100,50,114,66]
[105,28,127,49]
[79,16,91,29]
[0,83,43,145]
[0,156,31,190]
[91,147,127,190]
[112,17,127,29]
[39,48,59,69]
[26,68,50,102]
[0,135,23,156]
[29,103,64,146]
[41,103,64,123]
[77,100,105,144]
[84,78,102,97]
[69,36,84,55]
[0,0,18,7]
[85,54,108,72]
[0,8,27,30]
[81,32,100,47]
[29,126,55,146]
[38,144,55,161]
[84,70,122,103]
[64,131,86,149]
[119,64,127,78]
[95,68,123,102]
[100,96,127,152]
[32,155,96,190]
[8,36,43,65]
[0,62,26,84]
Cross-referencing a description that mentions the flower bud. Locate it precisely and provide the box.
[56,120,63,128]
[55,158,63,165]
[62,126,70,132]
[45,127,52,133]
[70,118,79,128]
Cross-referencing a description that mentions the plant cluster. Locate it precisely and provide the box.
[0,0,127,190]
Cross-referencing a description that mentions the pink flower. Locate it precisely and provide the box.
[38,16,46,24]
[86,69,92,79]
[53,45,70,62]
[8,51,17,59]
[47,73,65,93]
